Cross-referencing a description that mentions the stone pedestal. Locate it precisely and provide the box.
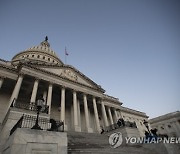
[74,125,81,132]
[2,128,67,154]
[106,126,141,145]
[87,127,93,133]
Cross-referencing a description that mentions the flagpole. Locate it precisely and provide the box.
[65,55,66,64]
[65,47,66,64]
[64,47,68,64]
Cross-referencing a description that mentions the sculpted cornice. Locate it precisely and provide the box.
[120,106,148,118]
[102,99,122,109]
[103,94,122,104]
[150,118,178,126]
[149,111,180,124]
[21,63,104,92]
[103,101,122,109]
[63,64,105,92]
[0,63,18,73]
[20,64,104,97]
[14,62,104,92]
[0,64,19,80]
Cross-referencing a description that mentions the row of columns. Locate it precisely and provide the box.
[2,74,119,133]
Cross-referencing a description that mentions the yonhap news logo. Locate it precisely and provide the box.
[109,132,123,148]
[109,131,180,148]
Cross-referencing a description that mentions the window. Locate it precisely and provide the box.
[48,58,50,61]
[168,125,171,128]
[43,56,45,59]
[37,55,40,58]
[161,126,164,130]
[32,55,34,57]
[27,55,29,57]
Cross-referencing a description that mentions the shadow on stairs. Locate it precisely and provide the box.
[67,131,167,154]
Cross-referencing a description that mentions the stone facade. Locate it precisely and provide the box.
[0,38,149,153]
[149,111,180,137]
[2,128,67,154]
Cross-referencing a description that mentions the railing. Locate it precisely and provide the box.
[10,114,64,136]
[10,115,23,135]
[11,100,49,114]
[103,119,137,132]
[1,99,16,131]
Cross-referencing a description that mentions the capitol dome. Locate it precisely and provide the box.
[12,37,63,65]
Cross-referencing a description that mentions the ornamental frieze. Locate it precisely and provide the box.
[60,69,78,81]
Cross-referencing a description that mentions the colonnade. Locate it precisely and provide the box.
[1,75,120,133]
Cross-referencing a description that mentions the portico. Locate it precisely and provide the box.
[0,38,148,137]
[1,70,121,133]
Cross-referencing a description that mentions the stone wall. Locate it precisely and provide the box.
[2,128,67,154]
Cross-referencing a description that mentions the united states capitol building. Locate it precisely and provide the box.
[0,38,179,154]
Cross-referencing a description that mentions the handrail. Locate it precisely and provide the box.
[1,98,16,130]
[10,115,24,135]
[9,114,64,136]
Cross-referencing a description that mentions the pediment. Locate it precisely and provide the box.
[38,65,103,90]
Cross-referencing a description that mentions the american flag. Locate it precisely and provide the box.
[65,47,69,56]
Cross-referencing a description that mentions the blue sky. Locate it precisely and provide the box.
[0,0,179,118]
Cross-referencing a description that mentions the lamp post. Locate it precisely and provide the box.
[31,99,43,130]
[143,119,150,134]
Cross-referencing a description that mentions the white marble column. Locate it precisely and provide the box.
[9,74,24,107]
[101,101,108,127]
[60,87,67,131]
[47,83,53,114]
[77,99,81,131]
[114,109,118,122]
[108,107,114,125]
[60,87,65,122]
[0,77,4,89]
[43,91,47,103]
[93,97,101,133]
[30,79,39,103]
[73,90,80,131]
[83,94,91,132]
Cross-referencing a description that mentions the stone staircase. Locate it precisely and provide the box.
[67,131,168,154]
